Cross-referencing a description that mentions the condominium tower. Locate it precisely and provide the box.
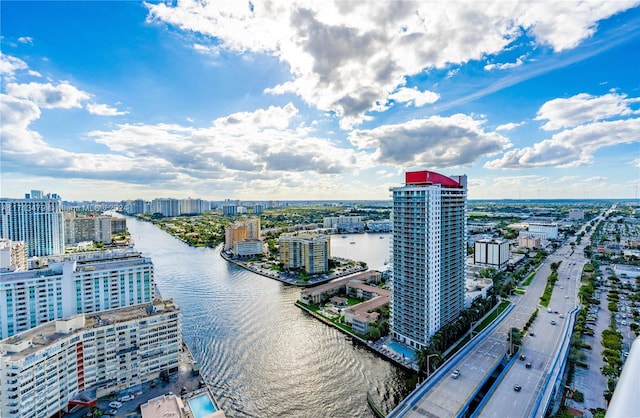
[0,196,65,257]
[390,170,467,350]
[0,299,181,418]
[0,250,154,339]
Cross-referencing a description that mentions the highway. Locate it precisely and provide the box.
[389,210,606,418]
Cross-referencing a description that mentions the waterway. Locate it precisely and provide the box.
[125,217,411,417]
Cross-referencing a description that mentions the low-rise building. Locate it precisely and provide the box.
[518,234,541,249]
[233,239,263,257]
[473,238,510,270]
[528,221,559,240]
[0,299,181,418]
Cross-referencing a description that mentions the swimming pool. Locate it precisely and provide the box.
[188,393,217,418]
[388,340,416,360]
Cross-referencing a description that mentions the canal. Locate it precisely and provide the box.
[125,217,412,417]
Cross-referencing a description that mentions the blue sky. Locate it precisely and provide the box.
[1,1,639,201]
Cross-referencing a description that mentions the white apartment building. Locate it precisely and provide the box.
[0,299,181,418]
[322,216,365,232]
[390,170,467,350]
[233,239,263,257]
[64,213,113,245]
[279,233,330,274]
[528,221,559,239]
[0,251,154,339]
[474,238,510,270]
[151,198,181,217]
[0,197,65,257]
[0,240,28,272]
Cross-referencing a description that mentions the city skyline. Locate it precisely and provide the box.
[1,1,639,201]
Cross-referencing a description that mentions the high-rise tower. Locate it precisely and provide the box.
[390,170,467,349]
[0,195,65,257]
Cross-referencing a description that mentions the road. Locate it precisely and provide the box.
[389,210,607,418]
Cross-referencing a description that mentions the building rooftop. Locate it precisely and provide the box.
[0,299,177,361]
[140,394,185,418]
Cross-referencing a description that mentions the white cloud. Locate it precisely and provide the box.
[85,103,369,185]
[536,92,639,131]
[631,158,640,168]
[87,102,128,116]
[495,122,524,131]
[348,113,511,168]
[147,1,637,129]
[17,36,33,44]
[6,81,90,109]
[388,87,440,107]
[0,93,176,183]
[485,118,640,169]
[484,55,525,71]
[0,53,28,78]
[27,70,42,77]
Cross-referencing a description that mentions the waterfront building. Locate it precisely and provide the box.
[473,238,510,270]
[0,250,154,339]
[366,220,391,232]
[299,271,381,305]
[279,233,330,274]
[224,218,260,251]
[64,212,113,245]
[0,240,28,272]
[528,221,559,239]
[233,239,263,257]
[518,234,541,249]
[0,195,65,257]
[323,216,365,233]
[123,199,147,215]
[0,299,181,418]
[111,217,127,235]
[390,170,467,350]
[151,198,181,217]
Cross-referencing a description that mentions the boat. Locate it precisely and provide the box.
[350,241,356,244]
[379,236,384,239]
[341,235,347,238]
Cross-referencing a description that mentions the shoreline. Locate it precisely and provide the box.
[219,248,368,287]
[295,301,419,373]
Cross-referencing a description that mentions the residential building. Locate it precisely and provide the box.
[279,233,330,274]
[0,240,28,272]
[0,299,181,418]
[366,220,391,232]
[233,239,263,257]
[151,198,181,217]
[222,199,238,216]
[64,212,113,245]
[0,196,65,257]
[528,221,558,239]
[179,198,207,215]
[110,217,127,235]
[253,204,265,214]
[518,234,541,249]
[299,271,381,305]
[0,250,154,339]
[323,216,365,232]
[390,170,467,350]
[123,199,147,215]
[224,218,260,252]
[474,238,510,270]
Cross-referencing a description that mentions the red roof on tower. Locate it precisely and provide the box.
[405,170,461,188]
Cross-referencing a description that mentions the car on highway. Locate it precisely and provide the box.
[519,354,526,361]
[514,384,522,392]
[108,401,122,409]
[550,320,557,325]
[525,362,532,369]
[451,369,460,379]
